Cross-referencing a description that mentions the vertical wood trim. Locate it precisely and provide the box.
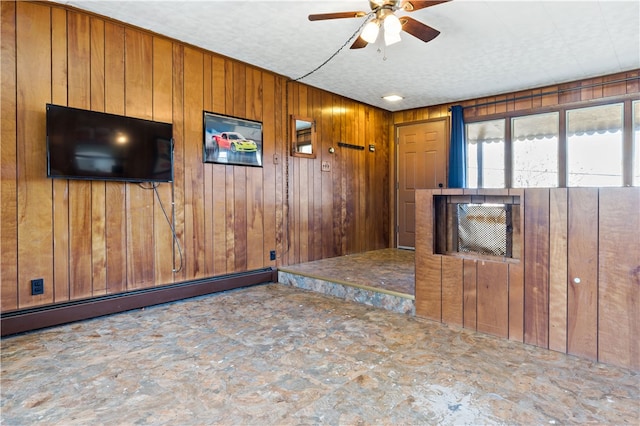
[182,46,205,279]
[152,37,175,285]
[321,91,335,259]
[463,259,477,330]
[246,68,264,270]
[233,166,248,271]
[508,263,524,342]
[415,190,442,320]
[247,164,265,270]
[16,2,54,308]
[598,187,640,370]
[171,44,186,283]
[261,72,277,267]
[1,0,18,310]
[225,165,236,272]
[477,261,509,338]
[124,29,155,289]
[211,56,227,275]
[548,188,568,353]
[567,187,599,361]
[523,188,550,348]
[50,7,70,303]
[441,255,463,326]
[68,11,93,299]
[312,88,324,260]
[275,76,287,266]
[104,22,127,294]
[90,17,107,295]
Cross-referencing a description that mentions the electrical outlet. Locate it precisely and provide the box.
[31,278,44,296]
[270,250,276,261]
[321,161,331,172]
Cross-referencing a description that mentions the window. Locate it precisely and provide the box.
[466,119,505,188]
[567,103,623,187]
[634,100,640,186]
[512,112,559,188]
[465,100,635,188]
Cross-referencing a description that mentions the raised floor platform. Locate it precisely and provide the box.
[278,248,415,315]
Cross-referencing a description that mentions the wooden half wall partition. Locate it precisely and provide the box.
[416,187,640,371]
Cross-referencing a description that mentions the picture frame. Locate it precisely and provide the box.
[203,111,263,167]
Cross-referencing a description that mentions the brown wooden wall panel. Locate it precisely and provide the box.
[508,186,525,341]
[598,188,640,370]
[90,18,107,296]
[51,6,70,302]
[523,188,550,348]
[476,261,509,338]
[16,2,54,308]
[202,54,214,278]
[441,256,463,326]
[153,37,176,285]
[288,84,390,264]
[104,22,127,294]
[1,0,18,311]
[210,56,228,275]
[67,11,94,299]
[233,165,248,272]
[183,46,206,279]
[548,188,568,353]
[170,43,186,283]
[261,72,277,267]
[416,255,442,320]
[320,91,335,259]
[125,29,155,289]
[567,188,598,361]
[463,259,477,330]
[508,263,524,342]
[415,190,441,320]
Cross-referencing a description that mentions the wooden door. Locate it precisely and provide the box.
[397,119,447,248]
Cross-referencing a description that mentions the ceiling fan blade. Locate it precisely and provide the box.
[401,16,440,43]
[350,36,369,49]
[400,0,450,12]
[308,11,366,21]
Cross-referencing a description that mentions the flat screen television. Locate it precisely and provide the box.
[46,104,173,182]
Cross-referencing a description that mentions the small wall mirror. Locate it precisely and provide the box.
[291,115,316,158]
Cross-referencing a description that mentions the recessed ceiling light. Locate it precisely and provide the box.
[382,95,403,102]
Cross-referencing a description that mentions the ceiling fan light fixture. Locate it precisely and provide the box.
[383,13,402,45]
[384,28,402,45]
[361,20,380,43]
[383,13,402,35]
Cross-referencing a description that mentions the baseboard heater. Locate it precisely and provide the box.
[1,268,278,337]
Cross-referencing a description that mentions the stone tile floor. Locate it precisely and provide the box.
[2,283,638,425]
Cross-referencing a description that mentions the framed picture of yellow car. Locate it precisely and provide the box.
[203,111,263,167]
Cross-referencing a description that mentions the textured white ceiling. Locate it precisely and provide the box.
[49,0,640,112]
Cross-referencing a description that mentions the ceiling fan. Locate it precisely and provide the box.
[308,0,450,49]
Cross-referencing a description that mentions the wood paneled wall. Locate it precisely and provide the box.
[461,70,639,119]
[287,84,391,265]
[416,188,640,370]
[392,70,639,123]
[0,1,391,312]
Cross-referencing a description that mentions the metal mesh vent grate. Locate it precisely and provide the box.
[457,204,507,256]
